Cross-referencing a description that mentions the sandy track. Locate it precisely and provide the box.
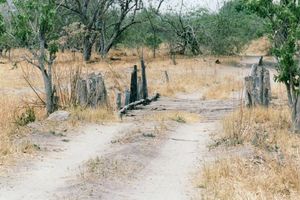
[0,124,130,200]
[104,123,216,200]
[0,94,239,200]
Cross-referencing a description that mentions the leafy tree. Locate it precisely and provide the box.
[145,34,162,55]
[11,0,59,114]
[199,0,265,55]
[245,0,300,131]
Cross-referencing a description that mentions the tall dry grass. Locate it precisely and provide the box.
[146,58,243,98]
[198,105,300,199]
[0,96,16,159]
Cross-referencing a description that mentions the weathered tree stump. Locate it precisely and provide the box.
[76,73,107,107]
[129,65,138,103]
[116,92,122,110]
[137,77,142,100]
[141,59,148,99]
[76,79,88,106]
[244,56,271,107]
[124,89,130,106]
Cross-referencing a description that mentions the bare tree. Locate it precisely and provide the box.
[158,1,201,55]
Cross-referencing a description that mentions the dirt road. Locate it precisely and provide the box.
[0,93,238,200]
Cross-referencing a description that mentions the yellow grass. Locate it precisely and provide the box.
[198,104,300,199]
[145,111,200,123]
[69,106,118,124]
[198,156,300,199]
[203,76,242,100]
[0,96,16,159]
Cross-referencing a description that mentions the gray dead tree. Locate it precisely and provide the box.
[244,56,271,107]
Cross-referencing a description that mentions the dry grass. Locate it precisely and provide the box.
[144,111,200,123]
[198,105,300,199]
[80,156,143,181]
[0,95,42,163]
[203,76,242,100]
[0,49,244,164]
[146,58,243,98]
[69,106,118,124]
[243,36,271,56]
[220,106,291,148]
[198,156,300,200]
[0,96,17,159]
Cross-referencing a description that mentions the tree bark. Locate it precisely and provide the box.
[83,33,96,61]
[39,31,55,114]
[292,94,300,133]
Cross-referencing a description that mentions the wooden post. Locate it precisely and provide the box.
[116,92,122,110]
[125,89,130,106]
[141,59,148,99]
[129,65,138,103]
[137,77,142,100]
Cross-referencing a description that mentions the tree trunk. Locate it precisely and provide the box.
[83,33,96,61]
[83,37,93,61]
[292,94,300,133]
[285,82,293,106]
[39,31,55,114]
[42,72,55,114]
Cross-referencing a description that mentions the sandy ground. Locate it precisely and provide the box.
[0,93,238,200]
[0,56,266,200]
[0,124,131,200]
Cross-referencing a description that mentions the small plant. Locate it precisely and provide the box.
[14,107,36,126]
[171,114,186,123]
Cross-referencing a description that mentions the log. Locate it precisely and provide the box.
[129,65,138,103]
[141,59,148,99]
[119,93,160,117]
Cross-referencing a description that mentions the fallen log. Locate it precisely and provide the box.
[119,93,160,117]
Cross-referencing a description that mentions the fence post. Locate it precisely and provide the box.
[129,65,138,103]
[141,59,148,99]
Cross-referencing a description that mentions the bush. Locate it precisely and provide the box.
[14,107,36,126]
